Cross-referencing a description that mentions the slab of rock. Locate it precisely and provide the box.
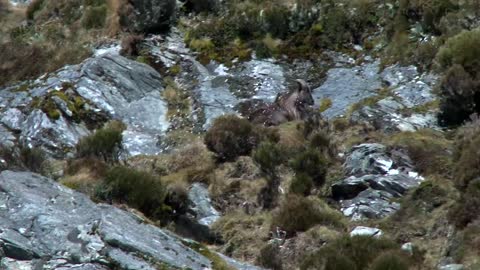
[188,183,221,227]
[344,143,414,177]
[350,226,383,238]
[334,143,423,220]
[0,170,259,270]
[313,60,381,119]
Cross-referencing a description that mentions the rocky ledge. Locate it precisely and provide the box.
[0,170,259,270]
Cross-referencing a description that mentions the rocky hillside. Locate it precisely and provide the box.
[1,0,480,269]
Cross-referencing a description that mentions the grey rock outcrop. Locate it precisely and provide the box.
[0,54,169,158]
[333,143,424,220]
[0,170,260,270]
[313,57,439,132]
[313,59,382,119]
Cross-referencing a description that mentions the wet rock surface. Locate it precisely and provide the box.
[0,170,260,270]
[333,143,424,220]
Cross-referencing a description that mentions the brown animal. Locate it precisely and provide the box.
[237,79,314,126]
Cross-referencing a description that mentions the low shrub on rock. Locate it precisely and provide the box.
[100,165,167,219]
[205,115,260,162]
[76,121,125,163]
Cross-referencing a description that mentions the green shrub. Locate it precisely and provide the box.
[437,64,478,127]
[82,4,107,29]
[290,173,314,196]
[253,141,284,175]
[271,195,344,236]
[20,146,46,174]
[301,235,406,270]
[256,243,283,270]
[100,165,167,219]
[290,149,328,186]
[76,121,125,163]
[436,28,480,73]
[370,251,410,270]
[204,115,259,162]
[453,120,480,190]
[448,179,480,228]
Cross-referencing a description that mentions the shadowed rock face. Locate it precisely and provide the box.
[0,171,262,270]
[332,143,424,220]
[126,0,177,33]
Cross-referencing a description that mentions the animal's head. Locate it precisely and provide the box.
[295,79,314,106]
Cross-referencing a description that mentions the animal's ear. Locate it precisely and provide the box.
[296,79,309,92]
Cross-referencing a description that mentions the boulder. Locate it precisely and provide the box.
[0,171,259,270]
[127,0,176,33]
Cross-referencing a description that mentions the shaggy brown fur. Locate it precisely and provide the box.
[239,79,314,126]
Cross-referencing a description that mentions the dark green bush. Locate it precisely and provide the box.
[204,115,259,162]
[290,173,314,196]
[290,149,328,186]
[253,141,284,175]
[301,235,406,270]
[100,165,167,218]
[76,121,125,163]
[271,195,344,236]
[437,64,479,127]
[82,4,107,29]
